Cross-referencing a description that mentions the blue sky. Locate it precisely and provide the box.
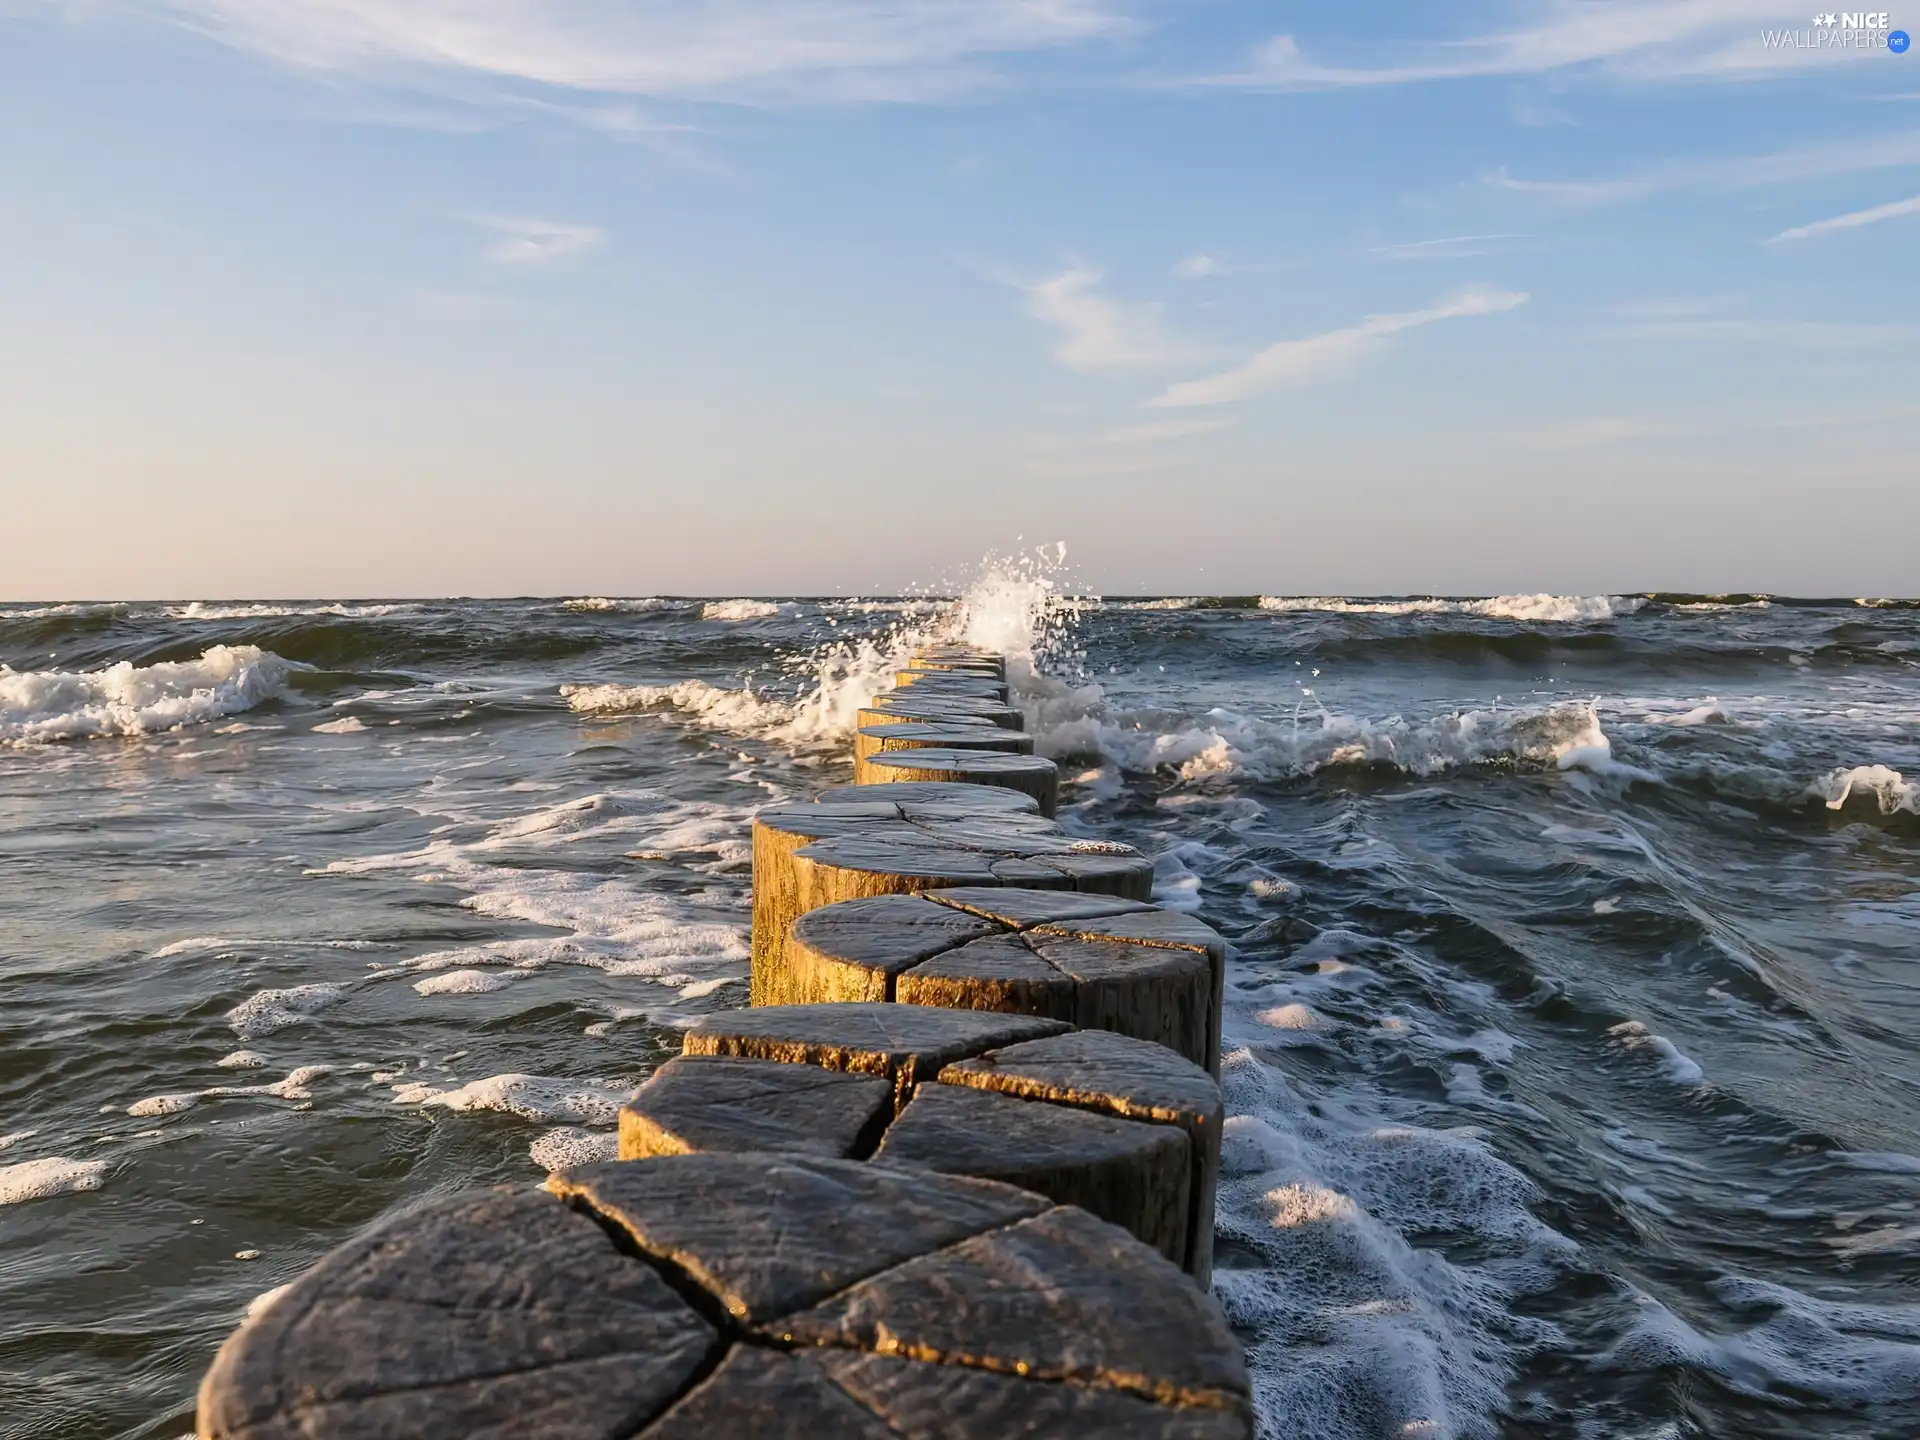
[3,1,1915,598]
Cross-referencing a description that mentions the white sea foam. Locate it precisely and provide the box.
[0,602,128,621]
[414,1073,631,1126]
[225,984,349,1040]
[412,969,522,996]
[1213,1050,1572,1440]
[0,1130,37,1152]
[528,1126,619,1172]
[0,1157,109,1205]
[217,1051,268,1070]
[700,599,781,621]
[1606,1021,1706,1085]
[168,602,412,620]
[311,716,367,735]
[126,1066,333,1118]
[321,790,751,992]
[1813,764,1918,815]
[560,548,1088,754]
[1018,668,1648,785]
[561,597,679,613]
[1111,597,1201,610]
[126,1093,201,1118]
[0,646,307,746]
[1258,594,1643,622]
[562,679,790,732]
[1644,703,1730,727]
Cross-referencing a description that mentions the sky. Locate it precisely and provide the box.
[2,0,1916,599]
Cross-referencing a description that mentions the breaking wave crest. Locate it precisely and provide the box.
[1812,764,1918,816]
[560,597,682,614]
[0,645,307,746]
[1259,594,1645,623]
[700,599,783,622]
[562,546,1091,749]
[1016,668,1641,783]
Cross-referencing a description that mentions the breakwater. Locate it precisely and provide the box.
[193,643,1249,1438]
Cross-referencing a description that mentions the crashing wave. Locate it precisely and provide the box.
[561,597,681,614]
[1258,595,1643,622]
[700,599,782,621]
[0,645,307,746]
[1812,765,1918,816]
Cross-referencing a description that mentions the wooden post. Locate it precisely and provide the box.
[854,748,1060,816]
[888,672,1011,702]
[780,887,1223,1077]
[622,1007,1223,1283]
[748,785,1045,1007]
[851,721,1033,774]
[197,1154,1251,1437]
[859,695,1025,732]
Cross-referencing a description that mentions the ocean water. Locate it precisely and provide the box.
[4,577,1920,1439]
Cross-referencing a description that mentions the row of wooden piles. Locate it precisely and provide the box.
[195,646,1254,1439]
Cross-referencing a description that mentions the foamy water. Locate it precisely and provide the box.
[0,644,307,745]
[4,572,1919,1437]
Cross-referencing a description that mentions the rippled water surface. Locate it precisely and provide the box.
[4,587,1919,1439]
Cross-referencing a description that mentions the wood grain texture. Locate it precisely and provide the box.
[854,747,1060,816]
[875,1082,1191,1268]
[885,672,1011,702]
[860,695,1025,732]
[618,1056,892,1161]
[778,889,1215,1073]
[201,1140,1248,1438]
[813,1351,1249,1439]
[776,1204,1250,1416]
[681,1002,1070,1110]
[197,1188,717,1440]
[551,1152,1046,1324]
[749,788,1047,1006]
[754,806,1149,1006]
[641,1348,896,1439]
[937,1027,1224,1286]
[852,721,1032,772]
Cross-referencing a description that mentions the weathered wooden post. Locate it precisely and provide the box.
[854,747,1060,815]
[196,1154,1250,1437]
[751,798,1150,1007]
[778,887,1225,1077]
[622,1008,1223,1283]
[851,721,1033,774]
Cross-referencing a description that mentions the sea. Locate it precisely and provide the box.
[4,565,1919,1440]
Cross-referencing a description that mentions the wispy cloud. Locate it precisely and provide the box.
[1192,0,1851,90]
[1171,252,1285,279]
[473,215,605,267]
[1148,285,1529,409]
[65,0,1132,104]
[1488,130,1920,207]
[1175,253,1227,279]
[1369,233,1527,260]
[1767,193,1920,242]
[1023,268,1216,376]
